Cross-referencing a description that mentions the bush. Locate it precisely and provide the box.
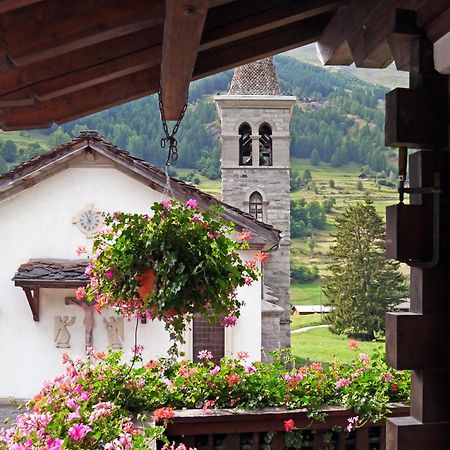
[377,178,396,188]
[291,263,320,283]
[310,149,320,166]
[0,140,17,163]
[356,179,364,191]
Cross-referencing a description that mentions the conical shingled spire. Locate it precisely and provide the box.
[228,57,282,96]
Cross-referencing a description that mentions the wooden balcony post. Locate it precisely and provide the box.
[385,35,450,449]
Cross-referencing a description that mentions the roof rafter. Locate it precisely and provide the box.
[316,0,428,68]
[194,13,333,79]
[0,68,160,129]
[160,0,209,120]
[0,26,163,95]
[201,0,341,51]
[0,0,164,66]
[0,46,161,105]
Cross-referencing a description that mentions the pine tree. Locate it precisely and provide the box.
[323,200,407,339]
[310,148,320,165]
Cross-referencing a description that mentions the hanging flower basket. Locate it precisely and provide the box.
[85,199,263,353]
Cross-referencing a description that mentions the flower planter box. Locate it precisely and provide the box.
[164,405,409,450]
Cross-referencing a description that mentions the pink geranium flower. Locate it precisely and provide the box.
[358,353,370,365]
[221,315,237,327]
[197,349,213,360]
[237,351,249,360]
[68,423,92,440]
[104,268,114,279]
[210,365,221,375]
[346,416,359,432]
[335,378,351,389]
[75,245,86,256]
[186,199,198,208]
[46,438,63,450]
[75,287,86,301]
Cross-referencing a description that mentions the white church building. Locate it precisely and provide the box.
[0,58,294,400]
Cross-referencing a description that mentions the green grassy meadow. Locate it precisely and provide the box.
[0,130,51,150]
[290,281,324,305]
[174,169,222,197]
[290,313,323,330]
[292,327,384,364]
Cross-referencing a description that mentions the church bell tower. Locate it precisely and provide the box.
[215,58,296,354]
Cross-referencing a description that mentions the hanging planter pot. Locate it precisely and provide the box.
[85,199,264,354]
[136,268,157,300]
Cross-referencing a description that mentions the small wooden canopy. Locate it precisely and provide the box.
[0,0,448,129]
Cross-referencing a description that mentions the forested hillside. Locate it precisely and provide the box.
[0,55,393,180]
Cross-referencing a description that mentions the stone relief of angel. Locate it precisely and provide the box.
[54,316,76,348]
[103,316,124,349]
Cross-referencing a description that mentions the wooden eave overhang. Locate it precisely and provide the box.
[0,1,448,128]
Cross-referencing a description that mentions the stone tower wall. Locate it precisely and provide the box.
[216,95,295,352]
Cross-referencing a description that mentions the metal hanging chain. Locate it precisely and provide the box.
[158,85,188,167]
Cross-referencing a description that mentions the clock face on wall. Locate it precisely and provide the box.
[73,204,103,236]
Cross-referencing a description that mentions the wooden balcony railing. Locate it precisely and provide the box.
[165,405,409,450]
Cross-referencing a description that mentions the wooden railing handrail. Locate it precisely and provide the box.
[165,404,410,435]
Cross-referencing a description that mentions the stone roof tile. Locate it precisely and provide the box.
[13,259,89,283]
[228,57,282,96]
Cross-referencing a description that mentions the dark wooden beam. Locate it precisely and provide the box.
[317,0,374,65]
[194,13,332,80]
[387,9,421,71]
[417,0,450,42]
[346,1,407,68]
[1,0,164,66]
[201,0,341,51]
[0,46,161,104]
[317,0,427,67]
[0,0,44,14]
[0,68,160,130]
[386,312,448,370]
[0,26,163,94]
[160,0,208,120]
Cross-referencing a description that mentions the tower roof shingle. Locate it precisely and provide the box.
[228,57,282,96]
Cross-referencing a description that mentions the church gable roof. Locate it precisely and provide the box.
[0,131,280,245]
[228,58,282,96]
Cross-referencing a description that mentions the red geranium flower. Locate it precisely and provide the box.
[153,407,175,422]
[284,419,295,432]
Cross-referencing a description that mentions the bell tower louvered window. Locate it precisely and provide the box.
[249,191,263,221]
[259,123,272,166]
[239,122,252,166]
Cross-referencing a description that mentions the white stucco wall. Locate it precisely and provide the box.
[0,165,262,399]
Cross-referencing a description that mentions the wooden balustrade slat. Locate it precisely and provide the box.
[207,434,214,450]
[272,432,284,450]
[252,432,260,450]
[337,431,346,450]
[227,433,240,450]
[313,430,325,450]
[183,436,196,448]
[355,426,369,450]
[379,425,386,450]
